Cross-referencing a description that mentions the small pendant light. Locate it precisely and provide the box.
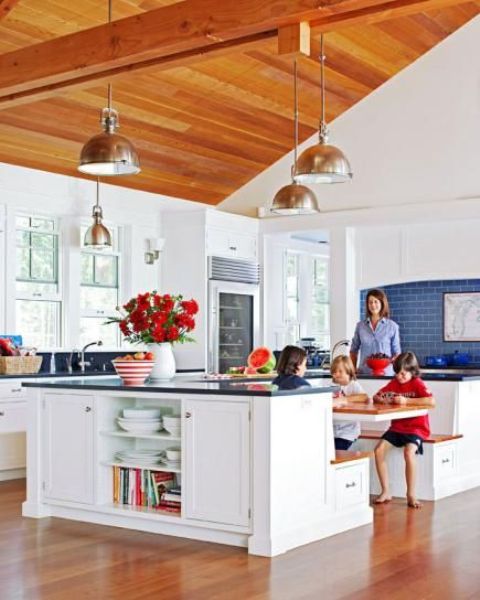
[84,178,112,249]
[295,35,352,184]
[271,60,319,215]
[78,0,140,176]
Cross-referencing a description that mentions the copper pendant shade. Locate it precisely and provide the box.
[84,179,112,249]
[79,106,140,176]
[78,0,140,177]
[295,35,352,185]
[270,61,319,216]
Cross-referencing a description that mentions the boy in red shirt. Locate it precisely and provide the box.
[373,352,435,509]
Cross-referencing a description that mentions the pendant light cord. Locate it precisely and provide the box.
[320,35,325,127]
[107,0,113,110]
[96,177,100,208]
[293,60,298,177]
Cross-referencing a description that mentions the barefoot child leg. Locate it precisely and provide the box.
[404,443,422,508]
[374,439,392,503]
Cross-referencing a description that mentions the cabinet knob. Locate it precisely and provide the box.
[185,411,192,419]
[229,246,237,251]
[441,458,450,464]
[11,388,21,393]
[0,411,4,416]
[345,482,356,489]
[85,406,92,413]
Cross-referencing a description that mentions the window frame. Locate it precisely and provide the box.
[79,222,122,348]
[14,212,63,349]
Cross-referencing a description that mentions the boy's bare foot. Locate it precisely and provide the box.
[374,493,392,504]
[407,497,422,509]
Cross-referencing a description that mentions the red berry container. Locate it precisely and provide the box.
[112,360,155,385]
[366,357,391,376]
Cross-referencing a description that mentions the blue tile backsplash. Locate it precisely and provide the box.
[360,280,480,365]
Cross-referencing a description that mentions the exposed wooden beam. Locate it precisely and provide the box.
[278,22,311,56]
[0,0,21,22]
[0,0,466,110]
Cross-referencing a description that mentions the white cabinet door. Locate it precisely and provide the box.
[207,228,257,260]
[43,393,95,504]
[184,399,250,527]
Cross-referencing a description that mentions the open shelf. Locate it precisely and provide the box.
[102,460,181,474]
[100,430,181,442]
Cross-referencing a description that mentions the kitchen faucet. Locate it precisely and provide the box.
[79,340,103,372]
[330,339,350,363]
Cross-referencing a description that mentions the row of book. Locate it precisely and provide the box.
[112,467,182,513]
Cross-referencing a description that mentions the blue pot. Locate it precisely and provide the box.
[452,352,470,366]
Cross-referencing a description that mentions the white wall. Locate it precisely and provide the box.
[0,161,205,348]
[219,15,480,218]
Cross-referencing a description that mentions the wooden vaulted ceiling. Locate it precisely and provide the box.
[0,0,479,204]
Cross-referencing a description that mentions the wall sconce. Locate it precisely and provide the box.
[144,237,165,265]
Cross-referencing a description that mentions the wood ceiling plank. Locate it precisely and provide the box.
[0,0,471,109]
[0,0,21,22]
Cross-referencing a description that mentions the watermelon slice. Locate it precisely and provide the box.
[244,366,258,375]
[248,347,276,374]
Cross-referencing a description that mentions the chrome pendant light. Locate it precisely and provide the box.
[84,178,112,249]
[78,0,140,176]
[271,61,319,215]
[295,35,352,184]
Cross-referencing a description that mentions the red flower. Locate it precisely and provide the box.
[166,326,180,341]
[181,299,199,315]
[152,311,168,325]
[119,321,129,336]
[152,324,166,343]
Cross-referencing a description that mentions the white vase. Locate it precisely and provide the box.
[148,343,176,380]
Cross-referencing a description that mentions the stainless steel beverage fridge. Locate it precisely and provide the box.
[208,257,260,374]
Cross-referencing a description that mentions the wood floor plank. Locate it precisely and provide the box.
[2,479,480,599]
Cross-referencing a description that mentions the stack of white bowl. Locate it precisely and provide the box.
[161,446,181,467]
[117,408,163,434]
[163,416,181,436]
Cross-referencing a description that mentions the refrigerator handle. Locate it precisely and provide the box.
[209,301,218,374]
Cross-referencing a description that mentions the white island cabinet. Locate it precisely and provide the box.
[22,378,373,557]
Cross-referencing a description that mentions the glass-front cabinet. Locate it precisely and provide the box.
[208,281,259,374]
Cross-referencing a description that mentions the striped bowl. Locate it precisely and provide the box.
[112,360,155,385]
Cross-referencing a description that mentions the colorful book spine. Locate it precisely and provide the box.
[113,466,179,511]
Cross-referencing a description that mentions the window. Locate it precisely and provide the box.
[311,257,330,349]
[285,251,300,345]
[15,215,62,348]
[80,226,120,347]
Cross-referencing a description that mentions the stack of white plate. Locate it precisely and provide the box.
[160,446,181,467]
[115,449,164,465]
[163,416,181,436]
[117,408,163,433]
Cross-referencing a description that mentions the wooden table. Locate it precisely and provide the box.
[333,402,429,422]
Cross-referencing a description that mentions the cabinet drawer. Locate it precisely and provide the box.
[434,443,457,481]
[334,461,368,511]
[0,381,26,401]
[0,402,27,433]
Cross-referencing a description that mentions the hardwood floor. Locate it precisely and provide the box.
[2,479,480,599]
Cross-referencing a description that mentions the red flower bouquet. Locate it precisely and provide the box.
[108,292,198,345]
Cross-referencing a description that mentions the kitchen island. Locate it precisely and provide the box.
[19,376,381,557]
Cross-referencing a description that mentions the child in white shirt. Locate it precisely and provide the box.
[331,355,368,450]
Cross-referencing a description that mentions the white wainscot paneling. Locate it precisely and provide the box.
[357,226,403,289]
[404,221,480,279]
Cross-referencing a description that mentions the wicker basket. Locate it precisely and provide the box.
[0,356,43,375]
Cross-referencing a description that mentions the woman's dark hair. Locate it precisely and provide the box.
[276,345,307,376]
[393,351,420,377]
[366,288,390,319]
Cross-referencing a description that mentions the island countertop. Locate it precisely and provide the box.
[21,376,337,397]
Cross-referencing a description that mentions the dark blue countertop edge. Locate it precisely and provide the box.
[21,377,337,397]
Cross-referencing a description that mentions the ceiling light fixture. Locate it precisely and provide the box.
[271,60,319,216]
[78,0,140,176]
[84,178,112,249]
[295,35,352,184]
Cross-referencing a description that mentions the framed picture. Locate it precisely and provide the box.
[444,292,480,341]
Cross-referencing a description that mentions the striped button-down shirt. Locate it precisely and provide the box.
[351,318,401,375]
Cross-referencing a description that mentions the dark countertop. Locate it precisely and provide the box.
[0,369,204,380]
[22,376,337,397]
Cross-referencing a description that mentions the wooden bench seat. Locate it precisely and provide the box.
[359,430,463,444]
[331,450,373,465]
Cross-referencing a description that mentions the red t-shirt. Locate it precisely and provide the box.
[377,377,432,439]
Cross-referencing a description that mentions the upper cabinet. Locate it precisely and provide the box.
[206,228,257,261]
